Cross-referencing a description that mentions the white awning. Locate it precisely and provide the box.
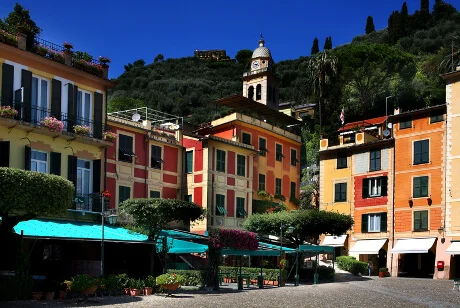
[321,235,347,247]
[349,239,387,255]
[390,238,436,254]
[446,242,460,255]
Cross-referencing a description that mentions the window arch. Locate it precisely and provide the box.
[256,84,262,100]
[248,86,254,100]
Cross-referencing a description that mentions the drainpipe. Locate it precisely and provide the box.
[104,86,108,191]
[145,132,148,198]
[391,139,396,275]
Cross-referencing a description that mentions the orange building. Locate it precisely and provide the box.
[390,105,446,278]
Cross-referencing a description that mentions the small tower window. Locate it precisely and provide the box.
[248,86,254,100]
[256,84,262,100]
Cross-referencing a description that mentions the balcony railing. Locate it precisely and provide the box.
[34,37,65,54]
[1,100,107,140]
[72,193,109,213]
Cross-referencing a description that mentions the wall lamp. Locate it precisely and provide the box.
[438,226,446,244]
[408,198,413,208]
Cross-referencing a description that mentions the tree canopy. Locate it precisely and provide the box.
[243,210,354,245]
[119,198,205,240]
[311,38,319,55]
[365,16,375,34]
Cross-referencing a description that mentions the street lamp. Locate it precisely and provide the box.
[100,192,117,277]
[279,223,294,287]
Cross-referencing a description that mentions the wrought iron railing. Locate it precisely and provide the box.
[33,37,65,53]
[72,193,109,212]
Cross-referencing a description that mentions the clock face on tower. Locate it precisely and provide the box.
[252,60,260,69]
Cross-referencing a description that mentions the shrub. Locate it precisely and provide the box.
[219,266,287,281]
[156,273,185,285]
[103,274,128,295]
[167,270,203,286]
[336,256,367,275]
[68,274,98,293]
[143,275,156,288]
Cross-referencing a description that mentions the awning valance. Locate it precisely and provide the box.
[321,235,347,247]
[391,238,436,254]
[349,239,387,255]
[298,245,335,254]
[446,242,460,255]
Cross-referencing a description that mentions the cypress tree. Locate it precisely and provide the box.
[401,2,409,36]
[365,16,375,34]
[421,0,430,16]
[388,10,402,44]
[324,37,332,50]
[311,38,319,55]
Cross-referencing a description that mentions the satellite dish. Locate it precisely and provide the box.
[387,123,393,128]
[132,113,141,122]
[383,129,391,137]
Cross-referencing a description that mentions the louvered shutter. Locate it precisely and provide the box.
[93,92,103,139]
[0,141,10,167]
[51,79,62,120]
[67,85,77,132]
[67,155,77,192]
[362,178,369,198]
[361,214,368,233]
[381,177,388,196]
[24,145,31,170]
[1,63,14,106]
[380,213,387,232]
[21,69,32,122]
[93,159,101,193]
[50,152,61,175]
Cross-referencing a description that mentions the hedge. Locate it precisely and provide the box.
[167,270,204,286]
[219,266,287,281]
[298,265,335,281]
[336,256,368,275]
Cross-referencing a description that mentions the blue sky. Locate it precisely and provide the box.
[1,0,459,79]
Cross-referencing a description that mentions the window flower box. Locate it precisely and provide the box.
[103,131,117,142]
[74,125,91,135]
[0,106,18,118]
[40,117,64,133]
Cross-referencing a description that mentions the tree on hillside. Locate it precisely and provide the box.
[154,54,164,63]
[388,10,402,44]
[336,43,417,116]
[108,96,144,113]
[420,0,431,22]
[235,49,253,68]
[308,51,338,135]
[433,0,457,21]
[0,3,41,50]
[401,2,409,37]
[243,210,354,245]
[439,36,460,73]
[324,37,333,50]
[311,38,320,55]
[365,16,375,34]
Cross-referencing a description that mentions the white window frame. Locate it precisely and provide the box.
[368,213,382,232]
[368,178,382,197]
[31,149,48,173]
[77,89,92,127]
[76,158,92,196]
[31,75,50,123]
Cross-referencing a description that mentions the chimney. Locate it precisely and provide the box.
[17,33,27,51]
[394,107,400,115]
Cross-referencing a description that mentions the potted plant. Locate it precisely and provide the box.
[50,52,65,64]
[379,267,389,278]
[32,292,43,301]
[68,274,98,295]
[103,131,117,142]
[0,106,18,118]
[98,56,111,64]
[63,41,73,50]
[156,273,184,294]
[128,278,142,296]
[74,124,91,135]
[40,117,64,133]
[143,275,155,295]
[0,30,18,46]
[35,45,48,57]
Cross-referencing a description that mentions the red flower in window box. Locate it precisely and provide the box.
[101,190,111,198]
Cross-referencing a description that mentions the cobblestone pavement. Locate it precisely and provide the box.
[3,277,460,308]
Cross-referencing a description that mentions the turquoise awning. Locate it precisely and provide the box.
[157,237,208,254]
[158,229,206,240]
[298,244,335,254]
[221,242,296,257]
[259,242,297,254]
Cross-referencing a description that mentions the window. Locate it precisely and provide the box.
[248,86,254,100]
[362,177,387,198]
[242,133,251,145]
[430,110,444,124]
[256,84,261,100]
[291,149,298,166]
[216,149,226,172]
[76,159,92,196]
[31,150,47,173]
[275,178,282,195]
[259,137,267,157]
[258,174,266,191]
[185,151,193,173]
[399,116,412,129]
[31,76,49,124]
[413,176,429,198]
[369,149,381,171]
[413,140,429,165]
[151,145,163,169]
[216,194,227,216]
[334,183,347,202]
[77,89,92,126]
[361,213,387,233]
[414,210,428,231]
[276,144,283,161]
[290,182,296,199]
[119,186,131,204]
[150,191,160,198]
[184,194,192,202]
[118,134,134,163]
[337,151,347,169]
[237,154,246,176]
[236,197,246,218]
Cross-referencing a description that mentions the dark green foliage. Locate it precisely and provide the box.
[0,275,33,301]
[252,199,282,214]
[311,38,319,55]
[243,210,354,245]
[365,16,375,34]
[235,49,253,68]
[388,10,403,44]
[154,54,164,63]
[433,0,457,21]
[0,3,40,50]
[219,266,287,281]
[74,51,93,62]
[167,270,204,286]
[102,274,129,295]
[401,2,409,37]
[299,265,335,281]
[323,37,333,50]
[336,256,368,275]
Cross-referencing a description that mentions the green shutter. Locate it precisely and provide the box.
[421,176,429,197]
[50,152,61,175]
[362,178,369,198]
[381,177,388,196]
[362,214,368,233]
[93,92,103,139]
[0,141,10,167]
[1,63,14,106]
[24,145,31,171]
[93,159,101,193]
[413,177,420,197]
[21,69,32,122]
[67,155,77,191]
[380,213,387,232]
[421,140,429,163]
[67,85,76,132]
[335,183,340,201]
[422,211,428,230]
[51,79,62,120]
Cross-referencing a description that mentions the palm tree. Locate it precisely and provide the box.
[439,36,460,74]
[308,51,338,136]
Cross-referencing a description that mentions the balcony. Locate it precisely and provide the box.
[71,193,109,213]
[243,67,271,77]
[0,101,110,146]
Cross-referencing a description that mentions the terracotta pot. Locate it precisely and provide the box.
[130,288,141,296]
[124,288,130,295]
[59,291,67,300]
[379,271,386,278]
[144,287,153,295]
[161,282,180,291]
[81,285,97,295]
[45,291,55,301]
[32,292,42,301]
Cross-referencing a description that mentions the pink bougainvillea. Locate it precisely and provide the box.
[209,228,258,250]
